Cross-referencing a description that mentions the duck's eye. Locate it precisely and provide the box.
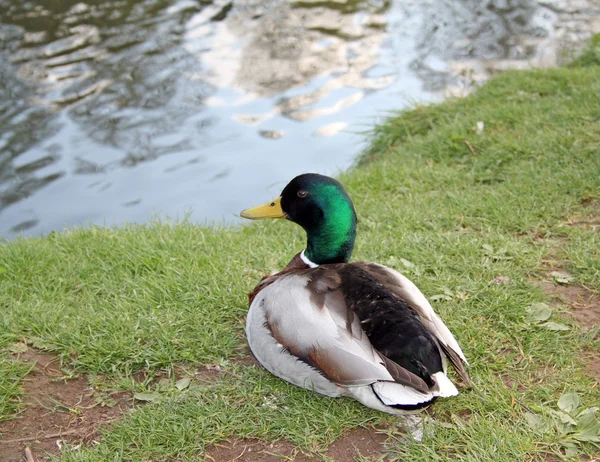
[297,190,308,198]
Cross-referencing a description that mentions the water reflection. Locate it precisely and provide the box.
[0,0,598,237]
[0,50,61,233]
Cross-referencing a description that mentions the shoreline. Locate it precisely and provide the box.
[1,36,599,461]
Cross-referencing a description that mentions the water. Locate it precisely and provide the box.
[1,0,598,238]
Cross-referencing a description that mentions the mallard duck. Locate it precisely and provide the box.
[240,173,470,414]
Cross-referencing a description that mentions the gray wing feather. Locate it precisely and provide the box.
[261,270,430,392]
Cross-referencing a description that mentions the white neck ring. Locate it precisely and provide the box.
[300,250,318,268]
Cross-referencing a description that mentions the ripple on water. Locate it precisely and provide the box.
[0,0,599,237]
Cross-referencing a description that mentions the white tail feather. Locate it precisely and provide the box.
[372,371,459,406]
[431,372,459,397]
[372,382,435,406]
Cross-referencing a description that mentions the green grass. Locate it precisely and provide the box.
[0,330,32,422]
[65,367,386,461]
[2,39,600,460]
[0,353,31,423]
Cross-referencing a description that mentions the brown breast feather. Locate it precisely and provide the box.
[248,252,310,305]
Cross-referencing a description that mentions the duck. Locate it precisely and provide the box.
[240,173,471,414]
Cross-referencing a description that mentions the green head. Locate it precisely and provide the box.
[241,173,357,265]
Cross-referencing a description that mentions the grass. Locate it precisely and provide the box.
[0,353,31,423]
[2,38,600,460]
[67,367,385,460]
[0,327,32,422]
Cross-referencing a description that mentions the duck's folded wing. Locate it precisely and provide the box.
[357,262,472,386]
[260,269,430,394]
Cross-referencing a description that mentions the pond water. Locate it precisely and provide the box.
[1,0,599,238]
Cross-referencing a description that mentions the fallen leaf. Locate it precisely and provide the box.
[526,303,552,322]
[133,392,161,402]
[563,442,579,457]
[558,392,580,413]
[400,258,415,269]
[29,337,52,350]
[8,342,28,354]
[95,395,118,408]
[550,409,577,425]
[573,409,600,442]
[157,378,171,389]
[525,412,550,433]
[550,271,574,284]
[175,377,191,391]
[578,407,599,417]
[540,321,570,331]
[482,244,494,254]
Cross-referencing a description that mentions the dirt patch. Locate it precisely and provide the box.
[532,265,599,384]
[325,426,389,461]
[541,453,561,462]
[206,354,390,461]
[0,349,263,461]
[500,374,524,391]
[0,349,132,462]
[206,439,309,462]
[580,351,600,384]
[536,279,600,328]
[587,353,600,383]
[232,352,260,367]
[567,200,600,231]
[205,426,389,461]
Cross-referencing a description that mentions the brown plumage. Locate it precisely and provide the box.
[241,173,471,414]
[246,259,470,413]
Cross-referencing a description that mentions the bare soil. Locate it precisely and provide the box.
[566,200,600,231]
[539,279,600,328]
[0,349,132,462]
[581,351,600,385]
[0,347,392,461]
[205,426,390,462]
[533,199,600,383]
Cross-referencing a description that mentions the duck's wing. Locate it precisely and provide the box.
[356,262,472,386]
[257,267,439,404]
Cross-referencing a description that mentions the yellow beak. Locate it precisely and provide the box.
[240,197,285,220]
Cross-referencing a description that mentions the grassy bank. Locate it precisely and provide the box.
[1,40,600,460]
